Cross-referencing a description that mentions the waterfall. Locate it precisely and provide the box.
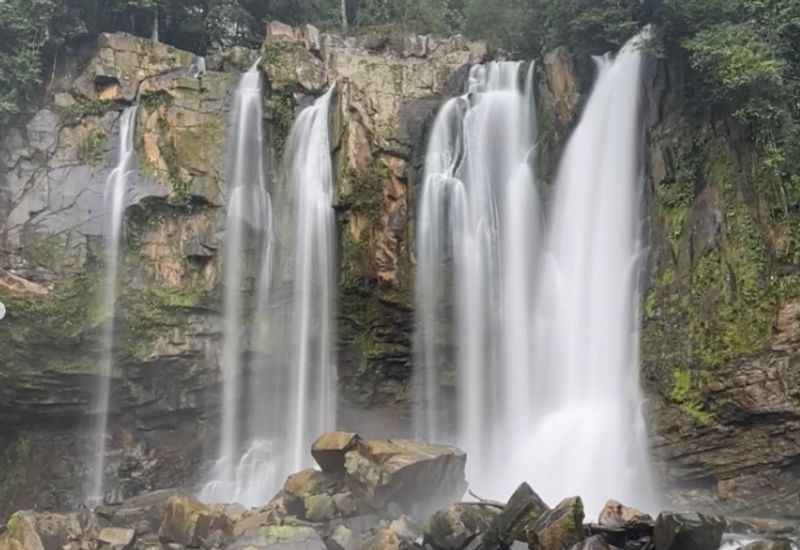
[200,61,274,506]
[415,30,655,515]
[521,31,656,513]
[201,79,336,507]
[281,87,337,473]
[87,105,138,505]
[414,61,541,478]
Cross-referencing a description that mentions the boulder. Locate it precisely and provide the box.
[653,512,724,550]
[426,504,501,550]
[569,536,612,550]
[97,527,135,549]
[344,439,467,517]
[245,525,327,550]
[328,525,357,550]
[0,512,45,550]
[597,501,652,529]
[158,496,233,547]
[481,483,550,549]
[527,497,585,550]
[96,489,184,536]
[305,494,337,523]
[312,432,361,473]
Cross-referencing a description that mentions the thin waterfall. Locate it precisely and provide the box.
[414,61,541,482]
[519,30,656,514]
[87,105,138,505]
[281,87,337,474]
[201,60,274,506]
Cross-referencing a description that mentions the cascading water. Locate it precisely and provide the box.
[201,81,336,507]
[414,61,541,477]
[281,87,337,474]
[87,105,138,505]
[415,31,656,515]
[200,61,274,506]
[521,30,656,514]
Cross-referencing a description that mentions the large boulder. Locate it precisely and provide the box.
[527,497,585,550]
[158,495,233,547]
[653,512,724,550]
[343,438,467,517]
[597,500,652,529]
[481,483,550,549]
[0,511,88,550]
[425,503,501,550]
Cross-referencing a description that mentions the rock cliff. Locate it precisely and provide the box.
[1,22,799,520]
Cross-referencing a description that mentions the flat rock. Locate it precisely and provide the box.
[97,527,135,548]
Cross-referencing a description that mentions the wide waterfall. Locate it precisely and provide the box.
[416,33,655,514]
[87,105,138,504]
[201,61,274,506]
[415,61,541,476]
[523,31,656,513]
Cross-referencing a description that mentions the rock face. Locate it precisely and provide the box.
[0,25,484,518]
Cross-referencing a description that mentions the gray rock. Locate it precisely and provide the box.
[97,527,135,548]
[654,512,724,550]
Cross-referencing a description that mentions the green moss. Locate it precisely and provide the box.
[57,99,118,126]
[268,92,296,161]
[0,438,31,510]
[78,129,107,166]
[670,368,713,425]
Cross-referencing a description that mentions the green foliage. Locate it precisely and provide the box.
[670,368,713,425]
[0,0,61,124]
[357,0,460,34]
[78,129,107,166]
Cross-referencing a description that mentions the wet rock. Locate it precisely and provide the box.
[305,494,338,523]
[344,438,467,517]
[97,527,135,549]
[328,525,357,550]
[481,483,550,549]
[312,432,361,473]
[598,501,652,529]
[426,504,501,550]
[246,525,327,550]
[542,47,579,130]
[97,489,184,536]
[653,512,724,550]
[741,540,794,550]
[0,511,86,550]
[158,496,233,547]
[569,536,613,550]
[527,497,585,550]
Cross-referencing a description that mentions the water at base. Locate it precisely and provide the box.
[415,30,656,516]
[86,105,138,505]
[200,61,274,507]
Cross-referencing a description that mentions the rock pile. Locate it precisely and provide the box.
[0,433,797,550]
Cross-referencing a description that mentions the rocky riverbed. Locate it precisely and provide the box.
[0,433,796,550]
